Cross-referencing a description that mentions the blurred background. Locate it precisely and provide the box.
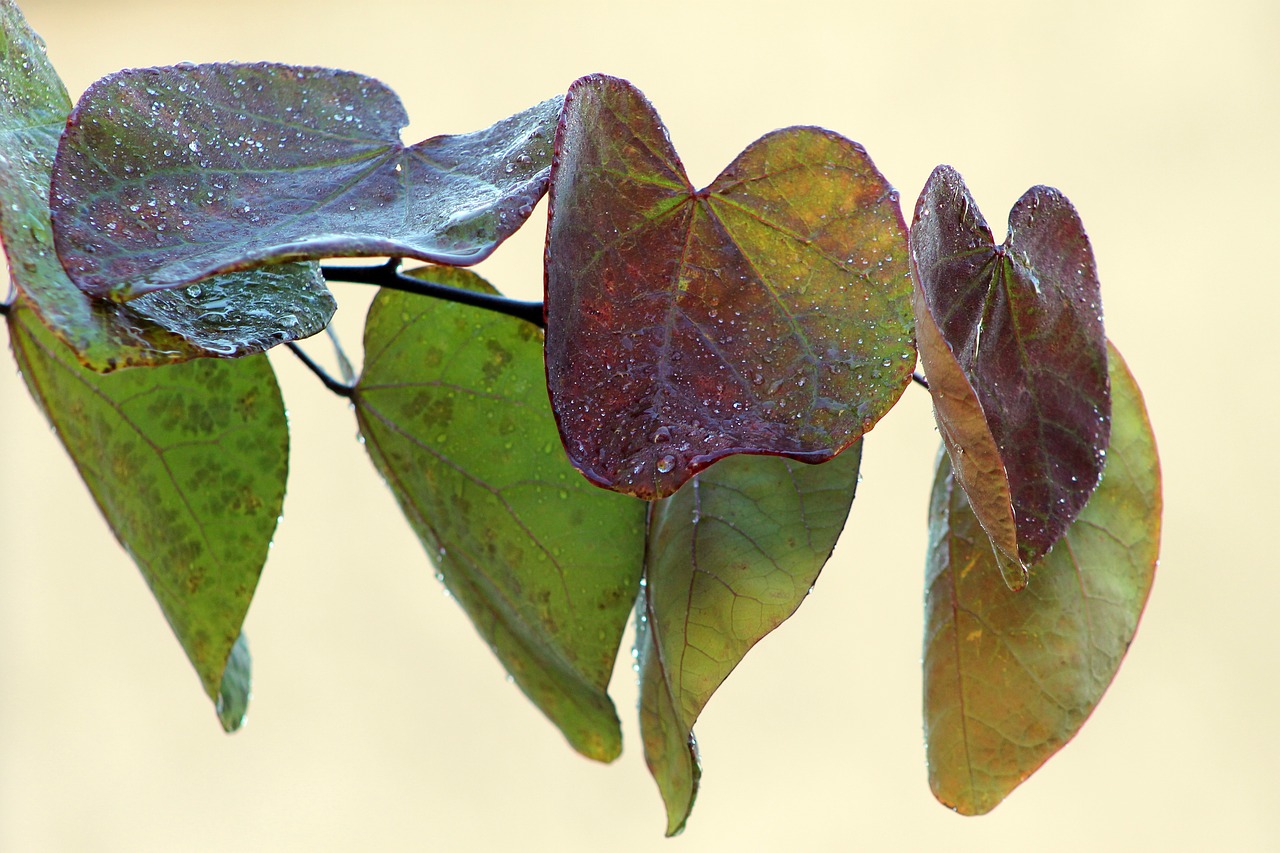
[1,0,1276,849]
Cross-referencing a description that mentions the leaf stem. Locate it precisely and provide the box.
[321,258,545,328]
[286,342,354,398]
[912,371,930,390]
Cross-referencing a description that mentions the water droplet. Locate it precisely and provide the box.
[656,455,676,474]
[651,426,671,444]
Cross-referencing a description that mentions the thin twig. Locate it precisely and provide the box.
[286,342,354,398]
[911,371,930,390]
[321,258,545,328]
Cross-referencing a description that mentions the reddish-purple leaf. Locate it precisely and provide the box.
[910,165,1108,579]
[545,75,914,500]
[50,63,561,300]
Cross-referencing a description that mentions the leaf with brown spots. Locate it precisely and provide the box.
[637,444,862,834]
[7,298,288,731]
[545,74,913,500]
[923,342,1160,814]
[353,266,645,761]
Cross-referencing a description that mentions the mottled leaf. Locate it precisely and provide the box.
[923,342,1159,815]
[7,299,288,729]
[910,165,1109,584]
[353,266,645,761]
[51,62,561,299]
[545,74,913,500]
[0,4,333,370]
[638,445,862,834]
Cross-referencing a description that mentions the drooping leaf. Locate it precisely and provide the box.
[0,4,334,371]
[353,266,646,761]
[545,74,913,500]
[922,342,1159,815]
[638,445,862,834]
[910,165,1109,585]
[51,62,561,300]
[6,299,289,730]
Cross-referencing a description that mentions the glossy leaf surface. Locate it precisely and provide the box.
[638,446,862,834]
[545,74,913,499]
[923,343,1159,815]
[354,267,646,761]
[7,299,288,730]
[910,165,1109,579]
[51,62,561,299]
[0,6,333,371]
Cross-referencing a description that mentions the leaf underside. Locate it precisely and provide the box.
[638,444,862,834]
[7,298,288,730]
[0,6,333,371]
[545,73,913,500]
[354,266,646,761]
[923,342,1160,815]
[910,165,1109,579]
[51,61,561,300]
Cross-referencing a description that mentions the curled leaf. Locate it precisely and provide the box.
[923,342,1160,814]
[545,74,913,499]
[51,62,561,299]
[354,267,645,761]
[638,446,862,834]
[910,165,1109,581]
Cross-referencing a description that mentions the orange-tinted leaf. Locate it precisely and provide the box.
[546,74,913,500]
[923,342,1160,814]
[910,165,1108,580]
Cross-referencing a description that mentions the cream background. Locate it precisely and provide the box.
[1,0,1276,850]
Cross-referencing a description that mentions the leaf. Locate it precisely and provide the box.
[910,165,1109,584]
[922,342,1160,815]
[353,266,646,761]
[7,299,289,729]
[545,74,913,500]
[637,445,863,835]
[50,62,562,300]
[0,4,334,371]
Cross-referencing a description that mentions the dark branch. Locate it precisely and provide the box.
[286,342,354,398]
[912,371,929,390]
[321,258,545,328]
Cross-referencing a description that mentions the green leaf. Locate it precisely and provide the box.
[51,62,561,299]
[922,342,1160,815]
[910,165,1109,585]
[0,4,334,371]
[7,299,289,729]
[637,445,862,835]
[353,266,645,761]
[545,74,913,500]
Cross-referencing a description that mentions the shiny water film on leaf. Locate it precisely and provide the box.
[545,74,914,500]
[353,266,646,761]
[7,300,289,728]
[910,165,1109,574]
[922,342,1159,815]
[0,2,334,370]
[637,445,862,834]
[50,62,562,300]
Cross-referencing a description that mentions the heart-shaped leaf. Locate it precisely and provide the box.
[0,2,334,371]
[910,165,1109,585]
[51,62,561,300]
[923,342,1159,814]
[637,445,862,834]
[7,298,289,731]
[353,266,646,761]
[545,74,913,500]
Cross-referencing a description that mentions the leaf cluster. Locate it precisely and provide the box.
[0,0,1161,834]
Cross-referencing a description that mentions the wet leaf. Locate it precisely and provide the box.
[0,5,333,371]
[51,62,561,300]
[545,74,913,500]
[353,266,645,761]
[910,165,1109,582]
[7,299,288,729]
[923,342,1159,815]
[637,445,862,834]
